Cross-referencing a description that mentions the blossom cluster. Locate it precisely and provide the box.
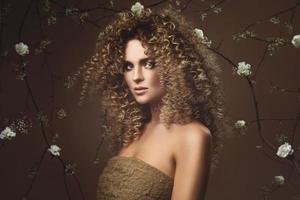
[131,2,144,16]
[10,117,32,134]
[266,37,288,56]
[236,61,252,76]
[35,39,51,55]
[65,7,79,16]
[273,175,285,185]
[0,127,16,140]
[276,142,294,158]
[291,34,300,48]
[269,17,280,24]
[194,28,212,47]
[48,16,56,25]
[48,144,61,156]
[57,108,67,119]
[234,120,247,128]
[15,42,29,56]
[232,30,256,42]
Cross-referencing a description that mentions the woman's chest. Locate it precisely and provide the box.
[117,125,177,179]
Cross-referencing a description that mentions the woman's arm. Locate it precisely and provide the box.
[171,123,212,200]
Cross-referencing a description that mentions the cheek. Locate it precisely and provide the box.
[150,71,163,88]
[123,74,132,88]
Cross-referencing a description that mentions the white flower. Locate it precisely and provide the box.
[65,7,79,16]
[234,120,246,128]
[237,61,252,76]
[291,34,300,48]
[48,144,61,156]
[276,142,294,158]
[194,28,212,47]
[15,42,29,56]
[270,17,280,24]
[57,108,67,119]
[194,28,205,40]
[47,16,56,26]
[0,127,16,140]
[213,7,222,14]
[131,2,144,16]
[274,175,285,185]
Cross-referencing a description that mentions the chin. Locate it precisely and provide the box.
[134,95,162,105]
[132,94,153,104]
[135,98,151,105]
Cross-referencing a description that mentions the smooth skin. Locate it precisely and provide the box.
[121,39,212,200]
[122,39,165,107]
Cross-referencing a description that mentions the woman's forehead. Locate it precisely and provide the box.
[124,39,149,60]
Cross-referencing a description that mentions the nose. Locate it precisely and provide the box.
[133,67,144,83]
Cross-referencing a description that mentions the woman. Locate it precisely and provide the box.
[77,2,230,200]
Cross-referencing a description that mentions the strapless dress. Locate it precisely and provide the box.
[96,156,174,200]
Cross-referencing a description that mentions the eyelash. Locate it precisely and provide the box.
[144,61,155,69]
[123,61,155,71]
[123,64,133,71]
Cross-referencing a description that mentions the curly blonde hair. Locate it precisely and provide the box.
[76,5,232,171]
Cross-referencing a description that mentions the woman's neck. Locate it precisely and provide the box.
[149,100,163,126]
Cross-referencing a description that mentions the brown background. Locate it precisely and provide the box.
[0,0,299,200]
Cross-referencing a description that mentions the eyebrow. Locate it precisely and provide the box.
[123,57,153,65]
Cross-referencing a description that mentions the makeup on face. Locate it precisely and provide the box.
[123,57,156,72]
[123,39,165,105]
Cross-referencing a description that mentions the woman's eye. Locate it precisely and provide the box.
[123,63,133,71]
[144,61,155,69]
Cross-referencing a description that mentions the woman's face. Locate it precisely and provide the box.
[123,39,165,105]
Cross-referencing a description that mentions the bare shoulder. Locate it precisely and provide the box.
[172,121,211,143]
[171,121,212,161]
[184,121,211,135]
[170,121,212,199]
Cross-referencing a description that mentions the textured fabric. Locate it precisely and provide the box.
[96,156,174,200]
